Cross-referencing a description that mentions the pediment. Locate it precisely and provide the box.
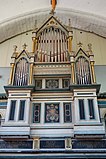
[75,48,89,58]
[36,15,68,35]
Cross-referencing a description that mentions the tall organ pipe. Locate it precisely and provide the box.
[54,29,57,62]
[36,27,69,62]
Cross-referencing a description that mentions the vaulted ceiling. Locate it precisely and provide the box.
[0,0,106,43]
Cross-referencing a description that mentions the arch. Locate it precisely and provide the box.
[75,56,91,85]
[13,57,29,86]
[0,8,106,44]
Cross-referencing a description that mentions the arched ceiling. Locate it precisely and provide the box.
[0,0,106,43]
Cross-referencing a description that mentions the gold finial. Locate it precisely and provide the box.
[77,42,83,48]
[13,45,17,52]
[69,19,71,27]
[51,0,57,14]
[22,43,27,50]
[12,45,18,58]
[68,19,73,32]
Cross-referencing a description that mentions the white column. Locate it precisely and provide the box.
[60,102,63,124]
[59,78,62,88]
[5,99,11,122]
[15,100,20,122]
[42,79,45,89]
[25,98,30,124]
[84,99,89,121]
[71,101,74,124]
[94,97,100,122]
[74,98,80,123]
[41,102,44,124]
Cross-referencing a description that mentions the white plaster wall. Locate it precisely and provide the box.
[100,108,106,119]
[95,66,106,93]
[0,0,49,23]
[0,31,32,67]
[0,0,106,23]
[0,67,10,93]
[72,29,106,65]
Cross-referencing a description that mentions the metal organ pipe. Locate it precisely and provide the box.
[62,33,65,62]
[82,58,84,84]
[50,28,52,62]
[37,36,41,62]
[36,27,69,62]
[21,59,24,86]
[16,64,19,86]
[75,62,78,84]
[52,27,54,62]
[76,57,91,85]
[42,30,45,62]
[24,62,27,85]
[62,33,64,61]
[76,61,78,84]
[19,62,22,86]
[48,28,51,62]
[83,58,86,84]
[17,61,21,86]
[54,29,57,62]
[39,32,43,62]
[41,31,43,62]
[51,27,53,62]
[14,58,29,86]
[57,29,60,62]
[78,59,81,84]
[19,65,21,86]
[53,29,55,62]
[85,61,90,84]
[59,29,61,62]
[23,60,26,85]
[22,60,24,85]
[80,58,83,84]
[54,29,56,62]
[64,33,67,62]
[44,29,46,62]
[65,35,68,61]
[84,60,88,84]
[46,29,48,62]
[38,33,41,62]
[60,30,63,62]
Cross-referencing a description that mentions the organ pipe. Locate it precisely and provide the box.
[14,58,29,86]
[76,57,91,85]
[35,27,69,62]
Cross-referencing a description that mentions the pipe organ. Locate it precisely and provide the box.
[10,16,96,87]
[1,13,105,158]
[35,27,69,62]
